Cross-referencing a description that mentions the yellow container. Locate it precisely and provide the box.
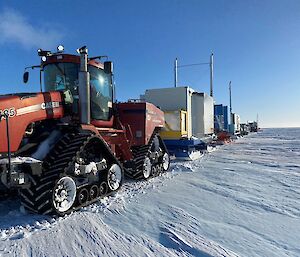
[160,110,188,140]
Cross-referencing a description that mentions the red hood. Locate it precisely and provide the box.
[0,91,64,154]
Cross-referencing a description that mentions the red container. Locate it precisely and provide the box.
[117,102,164,146]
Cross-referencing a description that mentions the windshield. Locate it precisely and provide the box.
[43,63,113,121]
[44,63,79,96]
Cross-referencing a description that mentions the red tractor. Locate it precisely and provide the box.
[0,46,170,215]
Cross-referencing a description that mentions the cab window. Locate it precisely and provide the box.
[89,66,113,121]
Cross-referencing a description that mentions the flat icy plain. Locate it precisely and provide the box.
[1,128,299,257]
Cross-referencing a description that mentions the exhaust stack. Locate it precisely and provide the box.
[78,46,90,124]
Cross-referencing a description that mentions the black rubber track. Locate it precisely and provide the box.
[19,131,92,215]
[125,133,169,180]
[19,130,124,215]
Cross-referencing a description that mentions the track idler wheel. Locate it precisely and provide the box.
[151,165,158,177]
[89,185,99,201]
[99,181,108,196]
[77,188,89,205]
[142,157,152,179]
[161,152,170,172]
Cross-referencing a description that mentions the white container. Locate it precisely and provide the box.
[144,86,214,139]
[234,114,241,132]
[191,92,214,138]
[231,113,241,133]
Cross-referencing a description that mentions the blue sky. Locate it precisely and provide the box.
[0,0,299,128]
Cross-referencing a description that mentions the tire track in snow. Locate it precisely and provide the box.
[0,166,178,242]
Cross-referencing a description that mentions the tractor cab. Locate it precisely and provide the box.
[25,46,114,123]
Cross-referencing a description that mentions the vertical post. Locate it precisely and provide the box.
[210,53,214,97]
[229,81,232,124]
[174,58,178,87]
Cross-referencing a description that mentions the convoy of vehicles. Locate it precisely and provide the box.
[0,46,170,215]
[0,45,254,216]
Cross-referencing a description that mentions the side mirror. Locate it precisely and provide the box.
[104,61,113,74]
[23,71,29,83]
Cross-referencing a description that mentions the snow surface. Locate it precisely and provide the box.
[0,128,300,257]
[0,157,41,164]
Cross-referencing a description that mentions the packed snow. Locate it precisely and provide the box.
[0,128,300,257]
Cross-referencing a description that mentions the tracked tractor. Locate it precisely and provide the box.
[0,46,170,215]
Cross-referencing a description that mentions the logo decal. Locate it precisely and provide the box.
[41,101,60,110]
[16,102,61,116]
[0,108,16,120]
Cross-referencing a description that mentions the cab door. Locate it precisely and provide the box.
[89,66,113,121]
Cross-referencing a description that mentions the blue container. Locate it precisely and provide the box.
[223,106,229,131]
[214,104,229,132]
[214,104,223,132]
